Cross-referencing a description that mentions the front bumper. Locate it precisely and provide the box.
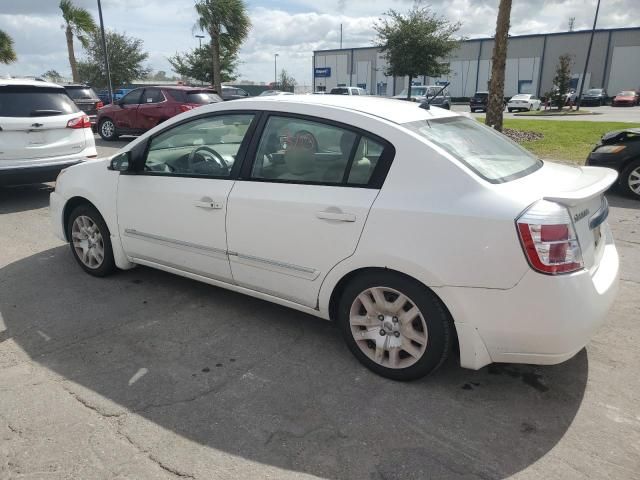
[50,190,66,241]
[440,225,619,369]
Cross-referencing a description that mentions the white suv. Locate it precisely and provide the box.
[0,79,97,185]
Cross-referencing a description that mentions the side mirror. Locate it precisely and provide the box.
[108,151,130,171]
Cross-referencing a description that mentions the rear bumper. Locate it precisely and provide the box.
[440,225,619,369]
[0,160,85,185]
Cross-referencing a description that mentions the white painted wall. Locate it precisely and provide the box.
[608,46,640,94]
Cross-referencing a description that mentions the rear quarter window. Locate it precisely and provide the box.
[404,117,542,183]
[0,86,79,117]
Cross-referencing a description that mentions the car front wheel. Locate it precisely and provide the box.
[337,271,452,381]
[67,204,117,276]
[98,118,118,141]
[620,160,640,199]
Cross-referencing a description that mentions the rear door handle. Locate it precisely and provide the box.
[316,210,356,222]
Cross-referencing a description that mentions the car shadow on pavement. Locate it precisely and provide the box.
[0,183,53,214]
[0,246,589,480]
[607,192,640,210]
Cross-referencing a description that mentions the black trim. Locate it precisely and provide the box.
[341,134,362,184]
[124,110,261,181]
[236,111,396,190]
[0,161,82,186]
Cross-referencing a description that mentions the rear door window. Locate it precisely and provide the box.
[141,88,165,104]
[0,86,79,117]
[250,115,385,186]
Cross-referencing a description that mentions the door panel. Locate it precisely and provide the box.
[226,182,378,307]
[117,176,234,281]
[116,112,256,281]
[135,88,166,130]
[226,113,388,308]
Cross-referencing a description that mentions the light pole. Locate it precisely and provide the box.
[195,34,205,86]
[576,0,601,111]
[96,0,113,104]
[274,53,279,89]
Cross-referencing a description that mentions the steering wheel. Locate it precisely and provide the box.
[187,146,229,175]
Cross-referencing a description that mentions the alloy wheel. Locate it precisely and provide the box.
[629,166,640,196]
[71,215,105,269]
[101,120,115,138]
[349,287,428,369]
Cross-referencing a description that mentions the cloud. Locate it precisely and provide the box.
[0,0,635,84]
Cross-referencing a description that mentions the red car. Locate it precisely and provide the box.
[612,90,639,107]
[97,86,222,141]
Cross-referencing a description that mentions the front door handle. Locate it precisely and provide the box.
[316,210,356,222]
[194,197,223,210]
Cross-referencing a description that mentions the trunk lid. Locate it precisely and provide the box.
[498,161,617,270]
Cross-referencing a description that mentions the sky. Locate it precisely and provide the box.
[0,0,636,85]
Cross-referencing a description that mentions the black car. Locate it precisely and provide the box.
[470,91,488,112]
[587,128,640,199]
[63,85,103,127]
[580,88,608,106]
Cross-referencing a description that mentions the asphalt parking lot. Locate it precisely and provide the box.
[1,166,639,479]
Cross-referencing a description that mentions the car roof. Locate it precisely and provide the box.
[0,78,64,89]
[212,94,458,124]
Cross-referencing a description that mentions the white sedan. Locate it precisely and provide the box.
[507,94,542,112]
[50,95,619,380]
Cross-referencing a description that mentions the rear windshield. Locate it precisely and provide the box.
[403,117,542,183]
[169,90,221,104]
[65,87,99,100]
[474,93,488,98]
[329,87,350,95]
[0,86,79,117]
[586,89,603,95]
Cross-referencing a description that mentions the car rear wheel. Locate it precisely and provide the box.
[620,160,640,199]
[98,118,118,141]
[67,204,117,276]
[337,271,452,381]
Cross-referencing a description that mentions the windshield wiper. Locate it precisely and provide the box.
[420,82,450,110]
[30,109,63,116]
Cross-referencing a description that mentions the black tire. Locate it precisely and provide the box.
[336,270,453,381]
[619,159,640,200]
[98,118,118,141]
[66,204,117,277]
[508,108,513,113]
[470,108,476,113]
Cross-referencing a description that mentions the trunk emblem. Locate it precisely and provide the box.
[573,209,590,222]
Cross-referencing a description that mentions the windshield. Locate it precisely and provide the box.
[403,117,542,183]
[399,86,435,97]
[618,91,635,96]
[586,89,602,95]
[0,86,79,117]
[511,95,529,99]
[329,87,350,95]
[65,87,98,100]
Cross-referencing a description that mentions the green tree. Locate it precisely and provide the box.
[277,69,296,92]
[0,29,17,64]
[485,0,512,132]
[77,30,150,88]
[552,53,573,110]
[168,45,238,85]
[42,69,64,83]
[195,0,250,94]
[59,0,96,82]
[374,3,461,100]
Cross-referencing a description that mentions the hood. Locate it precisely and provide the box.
[601,128,640,144]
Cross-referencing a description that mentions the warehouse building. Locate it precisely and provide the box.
[313,27,640,98]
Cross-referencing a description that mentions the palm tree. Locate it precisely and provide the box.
[0,29,17,64]
[195,0,250,94]
[59,0,97,82]
[485,0,512,132]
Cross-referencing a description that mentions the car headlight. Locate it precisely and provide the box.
[595,145,626,154]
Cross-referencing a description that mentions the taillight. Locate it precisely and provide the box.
[67,114,91,129]
[516,200,583,274]
[96,101,104,109]
[179,105,194,112]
